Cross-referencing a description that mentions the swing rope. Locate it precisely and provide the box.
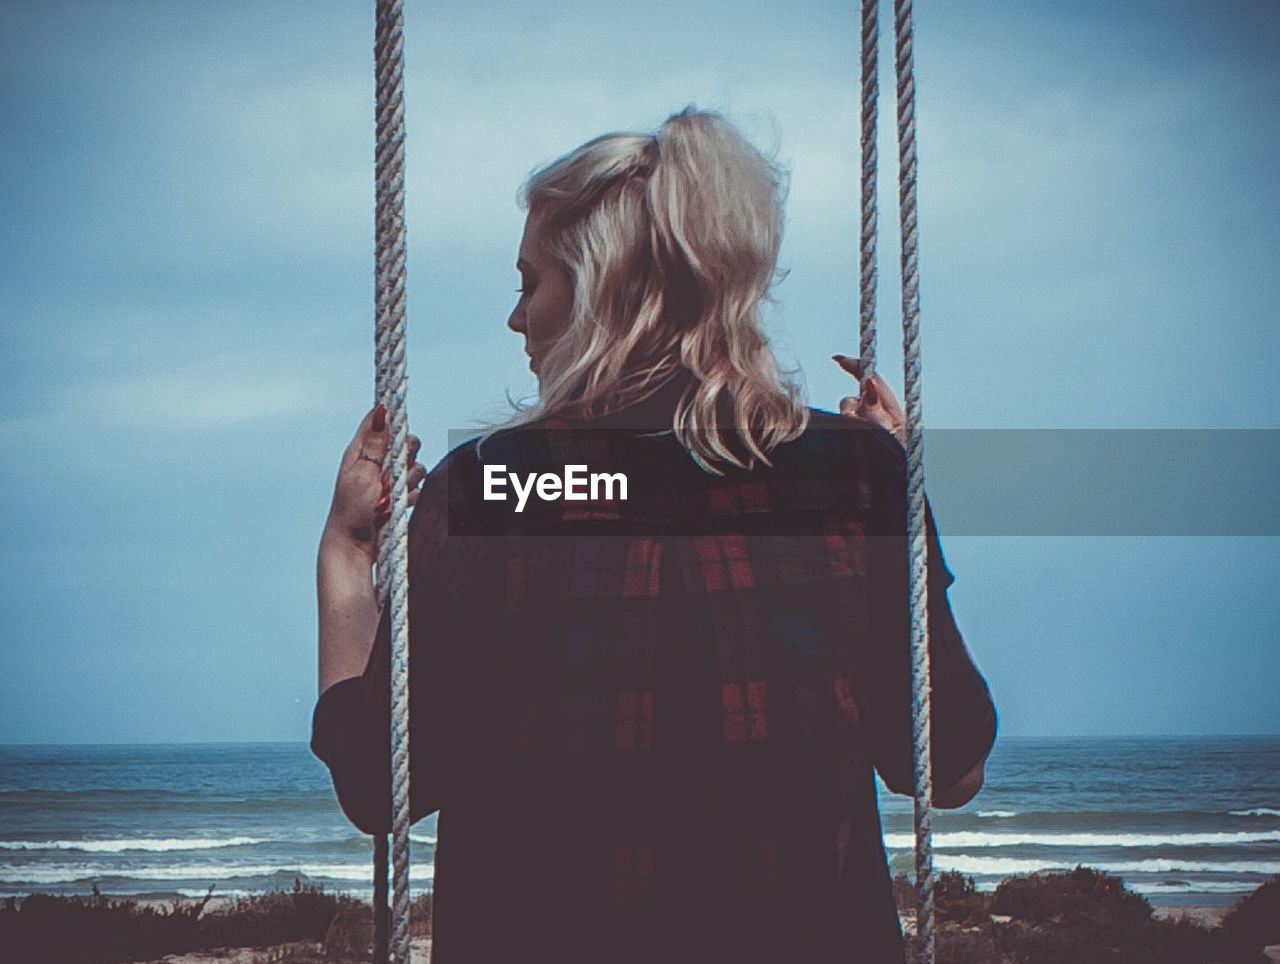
[858,0,879,397]
[861,0,935,960]
[373,0,412,961]
[896,0,936,953]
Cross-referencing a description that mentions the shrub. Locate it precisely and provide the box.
[1221,875,1280,948]
[933,871,991,925]
[991,866,1153,927]
[322,908,373,961]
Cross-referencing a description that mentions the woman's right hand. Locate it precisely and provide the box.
[322,405,426,566]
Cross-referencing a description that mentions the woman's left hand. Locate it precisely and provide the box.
[322,404,427,566]
[833,354,908,445]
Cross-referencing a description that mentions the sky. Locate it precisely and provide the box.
[1,0,1277,742]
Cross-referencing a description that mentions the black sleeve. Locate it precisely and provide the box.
[310,452,480,835]
[860,436,997,797]
[310,671,394,835]
[310,598,456,835]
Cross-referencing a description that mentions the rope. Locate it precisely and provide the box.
[373,0,412,961]
[862,1,933,960]
[892,0,934,960]
[859,0,879,393]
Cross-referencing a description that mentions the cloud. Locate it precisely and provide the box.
[59,351,364,431]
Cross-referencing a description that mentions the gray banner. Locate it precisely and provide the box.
[443,428,1280,536]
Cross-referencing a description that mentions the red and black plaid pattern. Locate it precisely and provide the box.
[314,406,996,964]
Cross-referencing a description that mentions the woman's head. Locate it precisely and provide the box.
[508,107,808,471]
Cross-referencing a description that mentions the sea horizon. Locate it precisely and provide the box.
[6,732,1278,747]
[7,737,1280,752]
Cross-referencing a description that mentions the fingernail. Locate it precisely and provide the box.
[372,404,387,432]
[864,381,878,405]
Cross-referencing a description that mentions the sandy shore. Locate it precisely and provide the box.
[1152,903,1228,927]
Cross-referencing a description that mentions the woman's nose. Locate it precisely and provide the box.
[508,306,525,334]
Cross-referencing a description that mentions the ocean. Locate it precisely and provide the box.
[1,737,1276,909]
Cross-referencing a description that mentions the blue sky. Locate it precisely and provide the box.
[1,0,1277,742]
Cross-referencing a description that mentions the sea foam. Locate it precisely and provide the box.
[0,837,264,854]
[882,830,1280,849]
[934,855,1280,877]
[1141,880,1263,894]
[0,861,436,886]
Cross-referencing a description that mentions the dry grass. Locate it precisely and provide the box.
[0,880,368,964]
[3,871,1276,964]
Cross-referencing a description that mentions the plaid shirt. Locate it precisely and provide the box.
[313,391,996,964]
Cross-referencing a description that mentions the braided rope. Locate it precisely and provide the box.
[892,0,934,960]
[859,0,879,393]
[374,0,412,961]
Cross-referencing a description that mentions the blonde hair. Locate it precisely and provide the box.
[509,107,808,472]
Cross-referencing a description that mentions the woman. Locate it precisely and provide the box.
[313,108,995,963]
